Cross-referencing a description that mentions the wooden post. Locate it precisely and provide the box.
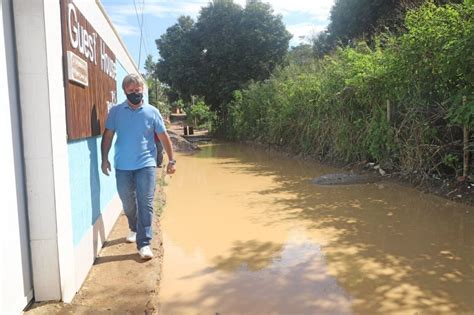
[387,100,392,124]
[463,96,470,178]
[155,77,158,103]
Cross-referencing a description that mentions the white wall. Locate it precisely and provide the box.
[13,0,75,302]
[0,0,33,313]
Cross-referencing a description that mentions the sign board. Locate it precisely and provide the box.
[61,0,117,140]
[67,51,88,86]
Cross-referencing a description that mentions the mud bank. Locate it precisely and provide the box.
[242,140,473,205]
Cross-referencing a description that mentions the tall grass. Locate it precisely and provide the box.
[225,2,473,178]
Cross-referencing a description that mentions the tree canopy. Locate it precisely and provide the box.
[155,16,199,102]
[155,0,291,111]
[312,0,464,56]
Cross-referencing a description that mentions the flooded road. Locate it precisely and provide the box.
[158,143,474,315]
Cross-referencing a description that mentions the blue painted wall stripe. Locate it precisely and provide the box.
[69,62,130,246]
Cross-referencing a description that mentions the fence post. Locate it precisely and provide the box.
[463,96,470,179]
[387,100,392,124]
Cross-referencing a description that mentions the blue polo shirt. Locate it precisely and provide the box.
[105,100,166,170]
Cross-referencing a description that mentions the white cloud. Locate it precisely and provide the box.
[103,0,335,38]
[105,0,209,20]
[106,12,139,36]
[287,22,326,46]
[105,0,334,21]
[114,23,140,36]
[232,0,334,21]
[266,0,334,21]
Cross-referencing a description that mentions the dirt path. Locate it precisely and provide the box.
[25,189,165,314]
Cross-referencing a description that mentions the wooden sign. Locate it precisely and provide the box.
[60,0,117,140]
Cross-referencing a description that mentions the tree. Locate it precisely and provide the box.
[319,0,464,54]
[155,16,200,103]
[155,0,291,112]
[144,54,158,104]
[239,1,292,81]
[191,0,244,109]
[144,54,155,79]
[143,54,170,117]
[288,44,315,65]
[328,0,409,46]
[311,31,335,58]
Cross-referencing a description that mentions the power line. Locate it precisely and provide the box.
[133,0,145,69]
[142,11,151,57]
[141,0,150,58]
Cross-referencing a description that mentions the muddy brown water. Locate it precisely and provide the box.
[158,143,474,315]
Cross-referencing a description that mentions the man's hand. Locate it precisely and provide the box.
[101,160,111,176]
[156,132,176,175]
[101,129,114,176]
[166,162,176,175]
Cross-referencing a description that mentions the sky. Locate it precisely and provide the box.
[100,0,335,72]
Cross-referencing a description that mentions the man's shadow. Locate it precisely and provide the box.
[89,105,105,256]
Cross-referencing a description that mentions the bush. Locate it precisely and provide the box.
[225,1,473,178]
[154,101,171,121]
[187,101,217,131]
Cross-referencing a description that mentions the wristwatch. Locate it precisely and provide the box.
[168,159,176,165]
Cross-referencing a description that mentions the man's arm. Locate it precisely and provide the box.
[156,132,176,174]
[101,128,115,176]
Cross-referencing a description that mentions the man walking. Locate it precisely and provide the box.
[101,73,176,259]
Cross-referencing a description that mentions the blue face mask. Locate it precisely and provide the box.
[126,92,143,105]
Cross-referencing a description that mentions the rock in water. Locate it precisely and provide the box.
[312,173,380,185]
[168,131,200,152]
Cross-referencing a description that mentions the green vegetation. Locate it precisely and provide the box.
[155,0,291,112]
[144,54,171,118]
[312,0,464,56]
[147,0,472,178]
[155,169,168,216]
[225,2,473,178]
[186,101,217,131]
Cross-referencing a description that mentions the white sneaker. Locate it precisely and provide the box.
[126,231,136,243]
[138,245,153,260]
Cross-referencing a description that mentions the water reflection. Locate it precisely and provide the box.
[159,143,474,314]
[213,240,284,272]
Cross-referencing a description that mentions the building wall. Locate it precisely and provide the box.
[0,0,33,313]
[13,0,76,302]
[68,137,117,246]
[9,0,141,309]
